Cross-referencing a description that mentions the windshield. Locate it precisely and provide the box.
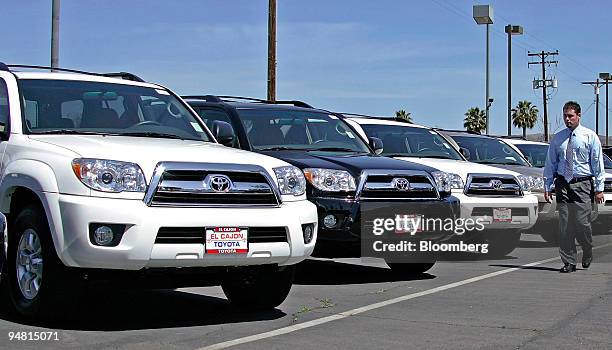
[515,143,549,168]
[605,154,612,170]
[237,109,371,153]
[451,135,530,166]
[361,124,463,160]
[20,79,212,142]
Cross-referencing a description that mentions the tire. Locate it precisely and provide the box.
[6,205,84,320]
[222,265,295,311]
[485,230,521,257]
[386,262,436,275]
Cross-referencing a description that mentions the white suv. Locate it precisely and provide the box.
[0,64,317,319]
[345,117,538,256]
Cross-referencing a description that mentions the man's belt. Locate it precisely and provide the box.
[557,176,593,184]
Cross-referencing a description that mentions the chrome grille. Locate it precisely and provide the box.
[144,162,281,207]
[357,170,439,200]
[464,174,522,197]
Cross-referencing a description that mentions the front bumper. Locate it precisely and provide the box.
[451,192,539,230]
[43,193,318,270]
[309,196,460,258]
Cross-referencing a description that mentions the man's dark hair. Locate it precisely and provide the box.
[563,101,581,114]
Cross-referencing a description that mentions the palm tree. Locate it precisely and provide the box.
[512,100,539,138]
[395,109,413,123]
[463,107,486,133]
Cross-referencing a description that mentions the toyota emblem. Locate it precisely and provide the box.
[207,174,233,192]
[392,178,410,191]
[489,179,503,190]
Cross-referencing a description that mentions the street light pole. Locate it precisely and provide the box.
[486,23,490,134]
[505,24,523,136]
[473,5,494,135]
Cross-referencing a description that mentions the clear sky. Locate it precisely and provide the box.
[2,0,611,136]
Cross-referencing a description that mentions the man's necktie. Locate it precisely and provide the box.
[564,133,574,182]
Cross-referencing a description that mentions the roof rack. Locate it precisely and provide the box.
[433,128,481,135]
[181,95,223,103]
[4,64,146,82]
[181,94,313,108]
[339,112,414,124]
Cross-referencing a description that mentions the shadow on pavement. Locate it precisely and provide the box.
[0,288,285,331]
[294,259,435,285]
[437,252,519,262]
[518,240,557,248]
[489,264,571,272]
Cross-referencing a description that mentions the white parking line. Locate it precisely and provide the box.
[196,242,612,350]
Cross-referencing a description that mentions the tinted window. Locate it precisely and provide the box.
[20,80,211,142]
[452,135,530,166]
[361,124,462,160]
[237,109,370,153]
[604,154,612,170]
[0,78,9,130]
[515,144,549,168]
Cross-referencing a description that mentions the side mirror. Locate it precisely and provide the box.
[211,120,235,147]
[369,137,384,155]
[459,147,471,160]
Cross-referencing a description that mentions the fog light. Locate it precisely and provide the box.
[323,214,337,228]
[302,224,314,244]
[94,226,114,246]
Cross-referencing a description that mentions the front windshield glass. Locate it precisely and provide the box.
[20,79,211,142]
[515,143,549,168]
[237,109,371,153]
[604,154,612,169]
[361,124,463,160]
[451,135,530,166]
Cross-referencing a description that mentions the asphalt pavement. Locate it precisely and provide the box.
[1,230,611,350]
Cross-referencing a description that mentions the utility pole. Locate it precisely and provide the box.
[528,50,558,142]
[267,0,276,102]
[600,73,611,146]
[51,0,60,70]
[581,79,604,137]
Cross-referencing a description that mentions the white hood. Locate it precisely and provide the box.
[29,135,288,179]
[394,157,521,181]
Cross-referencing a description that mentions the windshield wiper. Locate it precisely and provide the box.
[258,146,309,151]
[478,160,524,166]
[120,132,186,140]
[308,147,362,153]
[31,129,117,136]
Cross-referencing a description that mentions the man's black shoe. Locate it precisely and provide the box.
[559,264,576,273]
[582,255,592,269]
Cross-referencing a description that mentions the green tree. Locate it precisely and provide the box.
[512,100,539,138]
[463,107,486,133]
[395,109,413,123]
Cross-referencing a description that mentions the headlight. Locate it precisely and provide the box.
[273,166,306,196]
[303,168,356,192]
[72,158,147,193]
[517,175,543,192]
[431,171,464,192]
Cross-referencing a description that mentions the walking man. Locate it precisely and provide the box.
[544,101,605,273]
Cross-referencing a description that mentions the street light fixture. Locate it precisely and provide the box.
[505,24,523,136]
[473,4,494,135]
[600,72,611,146]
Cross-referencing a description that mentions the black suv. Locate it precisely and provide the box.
[185,96,459,273]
